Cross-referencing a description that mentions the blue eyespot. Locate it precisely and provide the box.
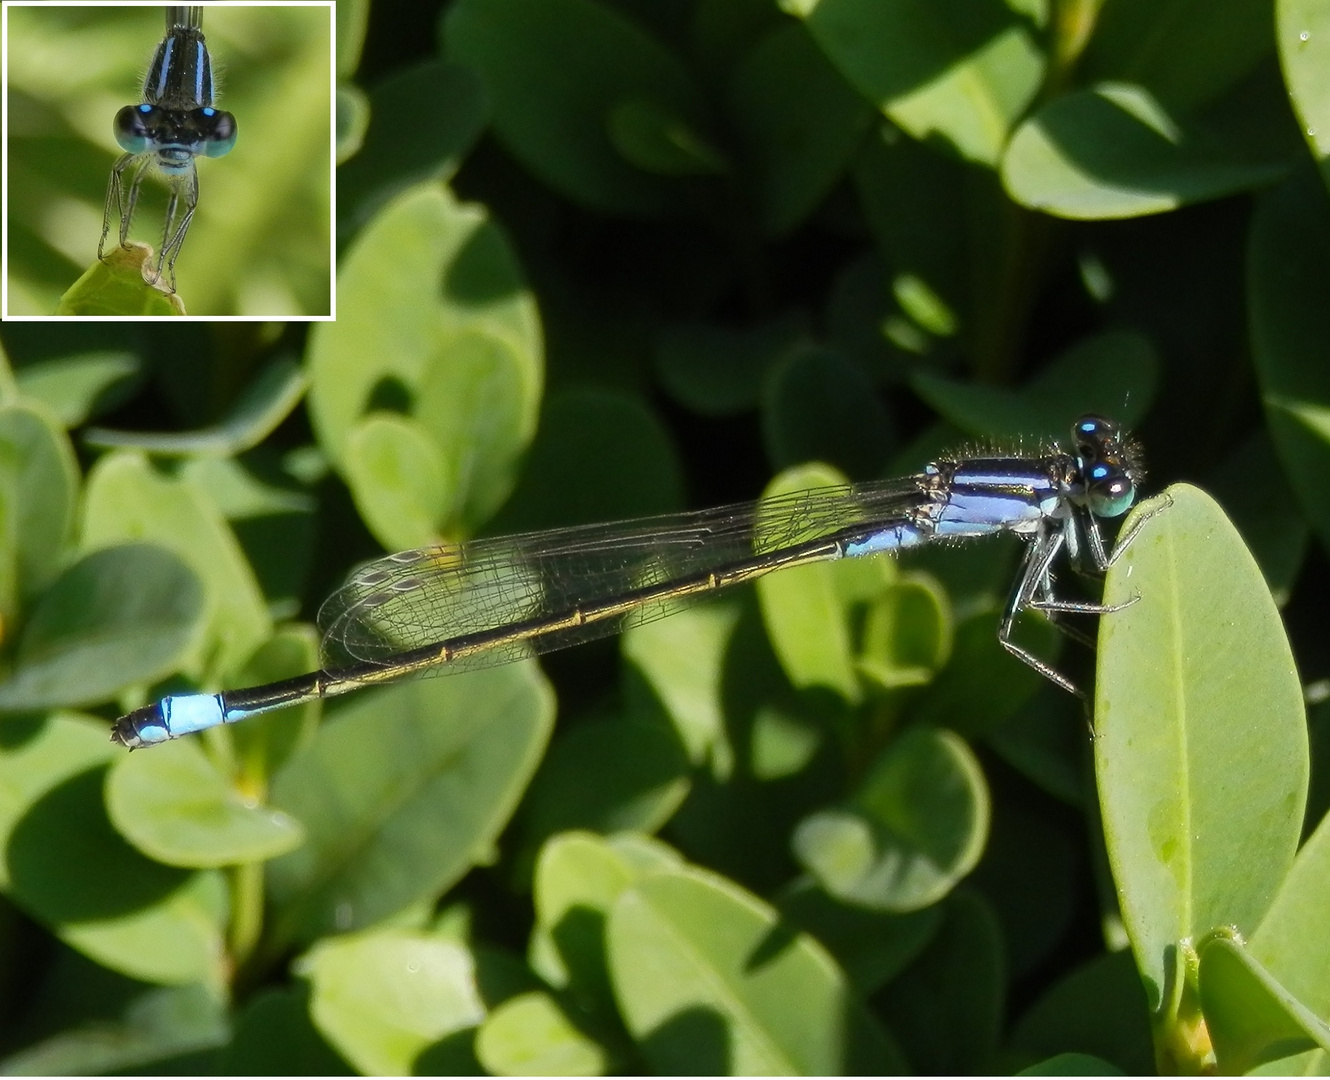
[202,107,215,117]
[138,103,153,113]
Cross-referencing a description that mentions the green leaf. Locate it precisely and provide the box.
[266,663,555,947]
[653,315,809,417]
[414,328,540,532]
[1096,486,1308,1012]
[530,830,682,997]
[1250,164,1330,553]
[0,340,17,403]
[857,571,952,691]
[622,599,743,766]
[915,604,1061,737]
[1249,809,1330,1072]
[343,413,450,551]
[1002,82,1293,219]
[0,544,204,711]
[1204,429,1309,606]
[0,401,80,606]
[850,134,970,367]
[1277,0,1330,178]
[875,890,1004,1073]
[985,683,1088,806]
[0,983,229,1075]
[755,463,863,701]
[476,990,611,1076]
[727,23,873,235]
[761,346,895,477]
[607,864,904,1073]
[83,358,308,457]
[776,878,941,994]
[911,330,1159,439]
[1078,0,1274,113]
[1199,935,1330,1074]
[56,245,187,316]
[520,715,691,851]
[302,930,486,1076]
[1018,1052,1125,1075]
[785,0,1045,166]
[336,81,370,164]
[488,388,684,532]
[177,455,318,623]
[792,725,989,911]
[225,624,323,776]
[1009,949,1155,1076]
[308,183,542,536]
[336,0,370,76]
[220,987,353,1075]
[81,452,272,680]
[106,738,304,867]
[443,0,705,214]
[337,60,488,240]
[13,350,141,427]
[607,99,728,176]
[0,715,228,986]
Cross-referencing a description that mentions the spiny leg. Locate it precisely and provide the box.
[118,156,149,249]
[154,166,198,291]
[998,528,1084,697]
[98,153,143,260]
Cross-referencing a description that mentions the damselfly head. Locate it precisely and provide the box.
[1072,415,1145,518]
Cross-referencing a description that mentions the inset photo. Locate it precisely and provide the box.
[4,2,334,318]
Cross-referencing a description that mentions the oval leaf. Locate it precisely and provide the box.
[1199,935,1330,1074]
[476,990,611,1076]
[1003,83,1292,219]
[303,930,486,1076]
[1250,810,1330,1072]
[792,725,989,911]
[1096,485,1308,1011]
[1277,0,1330,167]
[607,865,903,1074]
[82,452,272,680]
[755,463,861,701]
[107,738,305,867]
[444,0,703,213]
[343,412,450,551]
[308,183,542,535]
[56,245,186,316]
[1250,165,1330,553]
[785,0,1045,166]
[0,544,204,710]
[0,714,227,986]
[529,830,682,993]
[266,663,555,946]
[83,358,308,457]
[0,401,79,601]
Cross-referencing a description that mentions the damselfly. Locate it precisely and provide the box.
[113,415,1157,748]
[97,6,237,291]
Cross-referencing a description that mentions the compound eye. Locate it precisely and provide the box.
[114,103,154,154]
[197,108,237,157]
[1087,462,1135,518]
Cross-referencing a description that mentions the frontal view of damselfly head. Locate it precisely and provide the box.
[111,414,1155,749]
[97,5,237,293]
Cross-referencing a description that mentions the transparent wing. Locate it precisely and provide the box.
[316,475,929,680]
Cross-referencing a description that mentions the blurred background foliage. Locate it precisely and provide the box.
[5,4,332,316]
[1,0,1329,1073]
